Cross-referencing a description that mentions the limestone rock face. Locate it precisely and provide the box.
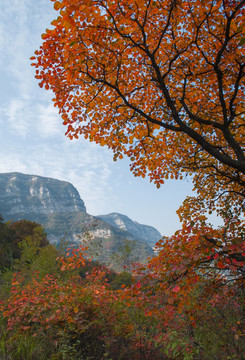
[97,212,162,247]
[0,172,86,218]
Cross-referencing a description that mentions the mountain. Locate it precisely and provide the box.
[97,213,161,247]
[0,172,161,268]
[0,172,86,216]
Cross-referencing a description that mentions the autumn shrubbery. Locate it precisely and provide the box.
[0,227,155,360]
[0,218,244,360]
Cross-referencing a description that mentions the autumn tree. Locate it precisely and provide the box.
[32,0,245,211]
[32,0,245,274]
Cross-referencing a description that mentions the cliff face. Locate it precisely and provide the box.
[0,172,86,217]
[97,213,162,247]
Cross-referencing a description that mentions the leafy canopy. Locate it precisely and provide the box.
[32,0,245,218]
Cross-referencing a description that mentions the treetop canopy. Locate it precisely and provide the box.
[32,0,245,218]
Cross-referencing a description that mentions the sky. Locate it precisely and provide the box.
[0,0,197,236]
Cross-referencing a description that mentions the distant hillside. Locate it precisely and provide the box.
[97,213,162,247]
[0,172,162,268]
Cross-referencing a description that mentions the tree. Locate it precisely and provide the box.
[31,0,245,284]
[32,0,245,216]
[9,220,49,248]
[7,220,50,275]
[0,221,18,270]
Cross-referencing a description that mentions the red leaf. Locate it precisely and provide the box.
[217,261,225,269]
[172,285,180,293]
[136,282,141,289]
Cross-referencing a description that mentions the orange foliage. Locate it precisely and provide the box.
[31,0,245,277]
[28,4,245,354]
[31,0,245,219]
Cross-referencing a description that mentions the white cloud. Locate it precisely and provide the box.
[0,96,63,139]
[37,103,63,138]
[2,98,31,137]
[0,5,55,111]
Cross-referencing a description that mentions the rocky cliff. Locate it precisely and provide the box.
[0,172,86,217]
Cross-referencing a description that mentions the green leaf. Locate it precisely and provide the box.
[239,37,245,46]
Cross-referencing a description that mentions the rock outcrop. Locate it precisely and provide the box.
[0,172,86,217]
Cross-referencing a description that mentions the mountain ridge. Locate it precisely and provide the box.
[0,172,162,267]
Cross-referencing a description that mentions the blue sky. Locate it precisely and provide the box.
[0,0,196,236]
